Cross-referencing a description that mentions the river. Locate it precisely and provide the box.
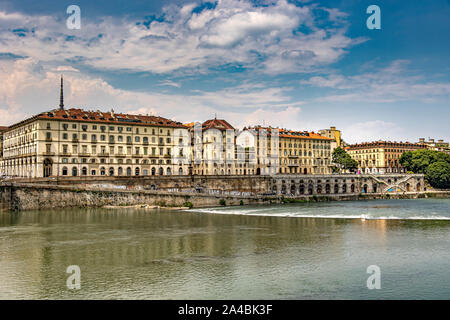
[0,198,449,299]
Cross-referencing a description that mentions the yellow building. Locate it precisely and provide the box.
[246,126,333,175]
[346,141,427,174]
[318,126,342,147]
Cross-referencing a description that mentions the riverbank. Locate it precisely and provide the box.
[0,181,449,212]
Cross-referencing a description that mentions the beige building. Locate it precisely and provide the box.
[245,126,333,175]
[346,141,427,174]
[187,118,258,175]
[418,138,450,154]
[1,106,191,178]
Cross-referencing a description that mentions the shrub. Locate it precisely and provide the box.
[184,201,193,209]
[219,199,226,206]
[239,200,244,206]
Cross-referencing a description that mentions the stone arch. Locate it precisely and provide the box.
[299,184,305,194]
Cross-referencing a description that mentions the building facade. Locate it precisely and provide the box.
[346,141,427,174]
[418,138,450,154]
[1,108,191,178]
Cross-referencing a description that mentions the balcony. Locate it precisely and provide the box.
[98,152,109,157]
[115,153,126,157]
[42,151,55,156]
[45,138,52,142]
[134,154,143,158]
[79,152,90,157]
[72,138,79,143]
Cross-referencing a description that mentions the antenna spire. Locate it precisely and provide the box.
[59,75,64,110]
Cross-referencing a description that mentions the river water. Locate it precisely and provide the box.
[0,198,449,299]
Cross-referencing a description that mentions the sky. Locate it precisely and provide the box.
[0,0,449,144]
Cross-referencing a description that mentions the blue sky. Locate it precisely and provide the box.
[0,0,448,143]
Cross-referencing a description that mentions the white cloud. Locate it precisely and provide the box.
[343,120,405,144]
[0,0,362,75]
[0,57,302,128]
[302,60,450,103]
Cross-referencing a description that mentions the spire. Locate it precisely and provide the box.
[59,75,64,110]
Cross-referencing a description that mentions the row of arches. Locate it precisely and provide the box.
[277,183,357,195]
[61,166,183,177]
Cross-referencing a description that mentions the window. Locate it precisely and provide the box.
[100,135,106,141]
[135,136,140,142]
[63,133,68,139]
[46,132,51,140]
[72,124,77,129]
[92,125,97,130]
[82,125,87,131]
[82,134,87,140]
[62,167,68,175]
[118,135,123,142]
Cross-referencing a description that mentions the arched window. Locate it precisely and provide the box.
[126,167,131,176]
[151,167,156,175]
[72,167,78,176]
[159,167,164,175]
[100,167,105,175]
[82,167,87,176]
[91,169,96,176]
[109,167,114,176]
[118,167,123,175]
[62,167,68,176]
[135,167,140,176]
[179,167,183,175]
[351,184,355,193]
[167,167,171,175]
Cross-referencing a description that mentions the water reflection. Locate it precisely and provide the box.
[0,199,449,299]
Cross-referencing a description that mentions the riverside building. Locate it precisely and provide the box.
[0,77,191,178]
[346,141,427,174]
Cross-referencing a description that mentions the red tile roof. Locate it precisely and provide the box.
[8,108,186,130]
[246,126,332,140]
[202,119,235,131]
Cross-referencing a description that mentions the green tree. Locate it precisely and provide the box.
[426,161,450,189]
[400,149,450,189]
[332,147,358,172]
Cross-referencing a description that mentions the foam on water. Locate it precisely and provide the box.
[191,199,450,221]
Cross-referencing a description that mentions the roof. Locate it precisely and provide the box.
[7,108,186,130]
[347,141,427,149]
[0,126,9,132]
[202,118,235,131]
[246,126,332,140]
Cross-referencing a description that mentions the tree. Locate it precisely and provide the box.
[332,147,358,172]
[426,161,450,189]
[400,149,450,189]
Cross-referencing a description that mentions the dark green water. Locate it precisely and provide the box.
[0,198,449,299]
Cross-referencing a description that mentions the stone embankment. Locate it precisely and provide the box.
[0,177,448,212]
